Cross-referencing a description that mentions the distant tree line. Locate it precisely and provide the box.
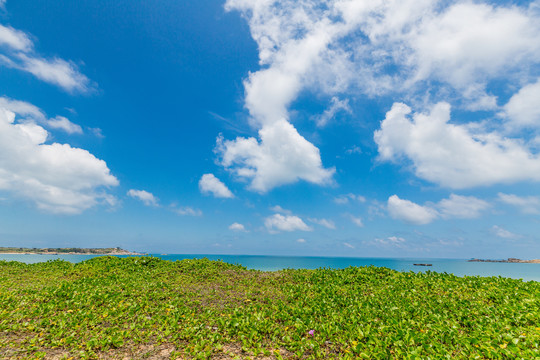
[0,247,125,254]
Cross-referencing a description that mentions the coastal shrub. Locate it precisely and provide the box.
[0,257,539,359]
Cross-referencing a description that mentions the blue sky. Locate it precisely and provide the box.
[1,0,540,258]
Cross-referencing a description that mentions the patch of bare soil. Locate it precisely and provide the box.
[0,342,294,359]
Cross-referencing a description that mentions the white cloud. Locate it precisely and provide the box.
[218,0,352,192]
[0,24,32,52]
[308,218,336,229]
[313,97,351,127]
[199,173,234,199]
[0,20,92,93]
[343,242,355,249]
[227,0,540,108]
[127,189,158,207]
[387,195,438,225]
[345,146,362,155]
[217,120,334,192]
[264,213,312,233]
[222,0,540,192]
[388,193,490,224]
[491,225,520,239]
[374,236,406,246]
[504,78,540,130]
[404,2,540,105]
[0,107,118,214]
[297,238,306,243]
[47,116,83,134]
[437,194,490,219]
[334,193,366,205]
[269,205,292,215]
[229,222,247,232]
[89,127,104,138]
[497,193,540,214]
[172,206,202,216]
[375,102,540,188]
[0,97,83,135]
[0,96,45,120]
[346,214,364,227]
[16,55,92,94]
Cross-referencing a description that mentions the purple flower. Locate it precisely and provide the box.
[308,329,315,336]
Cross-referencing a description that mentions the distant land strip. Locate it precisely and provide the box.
[0,247,145,255]
[468,258,540,263]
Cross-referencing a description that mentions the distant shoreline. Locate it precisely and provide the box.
[468,258,540,264]
[0,247,146,256]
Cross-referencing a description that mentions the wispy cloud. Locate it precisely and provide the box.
[0,21,93,93]
[347,215,364,228]
[269,205,292,215]
[491,225,521,239]
[47,116,83,134]
[127,189,158,207]
[313,97,351,127]
[171,205,202,216]
[308,218,336,229]
[373,236,406,247]
[334,193,366,205]
[497,193,540,214]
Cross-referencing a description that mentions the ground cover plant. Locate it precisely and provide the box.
[0,257,539,359]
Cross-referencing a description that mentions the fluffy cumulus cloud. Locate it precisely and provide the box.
[264,213,312,233]
[504,78,540,130]
[437,194,490,219]
[375,103,540,188]
[387,195,438,225]
[127,189,158,207]
[222,0,540,191]
[229,222,247,232]
[226,0,540,105]
[198,174,234,198]
[217,120,334,193]
[0,21,92,93]
[387,194,489,224]
[0,107,118,214]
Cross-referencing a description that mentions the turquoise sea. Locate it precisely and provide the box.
[1,254,539,282]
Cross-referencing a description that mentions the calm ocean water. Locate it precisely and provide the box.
[1,254,539,282]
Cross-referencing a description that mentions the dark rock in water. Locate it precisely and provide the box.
[413,263,432,266]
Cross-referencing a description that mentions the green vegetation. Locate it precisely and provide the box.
[0,247,140,255]
[1,257,539,359]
